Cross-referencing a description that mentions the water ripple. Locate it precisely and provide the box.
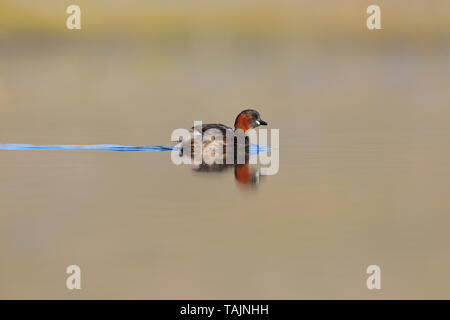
[0,143,269,154]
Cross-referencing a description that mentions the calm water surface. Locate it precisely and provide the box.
[0,41,449,298]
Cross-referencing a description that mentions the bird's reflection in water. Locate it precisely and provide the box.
[177,146,265,187]
[191,161,263,187]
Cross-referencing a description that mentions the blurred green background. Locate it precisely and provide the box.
[1,0,450,41]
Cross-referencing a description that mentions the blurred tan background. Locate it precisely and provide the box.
[0,0,449,299]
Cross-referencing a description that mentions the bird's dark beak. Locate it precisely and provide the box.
[259,119,268,126]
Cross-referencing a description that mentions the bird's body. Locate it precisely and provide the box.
[179,109,268,163]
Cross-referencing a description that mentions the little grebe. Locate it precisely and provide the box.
[179,109,267,165]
